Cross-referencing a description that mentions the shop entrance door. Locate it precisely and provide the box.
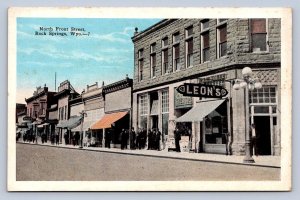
[254,116,271,155]
[151,115,158,130]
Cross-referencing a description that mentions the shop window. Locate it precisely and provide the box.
[251,19,268,52]
[162,90,169,113]
[250,86,276,104]
[162,113,169,135]
[139,94,148,116]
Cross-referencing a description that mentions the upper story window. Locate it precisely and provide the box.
[150,43,156,78]
[185,26,193,67]
[250,19,268,52]
[162,48,168,75]
[173,32,180,43]
[217,24,227,58]
[201,31,210,63]
[162,37,168,48]
[138,49,144,81]
[201,19,209,31]
[173,44,180,71]
[218,18,228,24]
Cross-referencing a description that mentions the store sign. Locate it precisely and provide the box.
[176,83,228,98]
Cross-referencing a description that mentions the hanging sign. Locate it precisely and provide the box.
[176,83,228,98]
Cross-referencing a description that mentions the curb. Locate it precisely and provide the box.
[17,142,281,169]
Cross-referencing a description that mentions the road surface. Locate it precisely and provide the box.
[16,143,280,181]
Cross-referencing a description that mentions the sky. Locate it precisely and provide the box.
[17,18,161,103]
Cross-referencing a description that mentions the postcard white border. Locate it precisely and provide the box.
[7,7,292,191]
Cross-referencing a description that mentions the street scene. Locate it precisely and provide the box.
[15,17,281,181]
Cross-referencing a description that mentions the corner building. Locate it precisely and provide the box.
[131,19,281,156]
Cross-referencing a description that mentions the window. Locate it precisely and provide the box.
[251,19,268,52]
[61,107,64,120]
[218,18,228,24]
[201,31,210,62]
[217,24,227,57]
[139,94,148,116]
[64,105,67,119]
[186,39,193,67]
[30,108,32,117]
[138,49,144,81]
[173,44,180,71]
[201,19,209,31]
[161,90,169,113]
[186,26,193,38]
[173,32,180,43]
[250,86,276,104]
[162,49,168,74]
[162,37,168,48]
[150,43,156,78]
[185,26,193,67]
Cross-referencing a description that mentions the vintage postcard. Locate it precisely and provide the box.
[7,7,292,191]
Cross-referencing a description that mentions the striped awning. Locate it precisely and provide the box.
[57,115,83,129]
[91,111,128,130]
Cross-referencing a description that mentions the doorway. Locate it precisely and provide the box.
[254,116,271,155]
[151,115,158,130]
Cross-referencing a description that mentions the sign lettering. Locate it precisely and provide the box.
[176,83,228,98]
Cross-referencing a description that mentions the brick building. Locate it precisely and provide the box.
[25,85,57,137]
[131,19,281,155]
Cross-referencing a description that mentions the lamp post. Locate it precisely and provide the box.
[79,110,87,148]
[233,67,262,163]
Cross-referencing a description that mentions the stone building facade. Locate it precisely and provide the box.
[131,19,281,155]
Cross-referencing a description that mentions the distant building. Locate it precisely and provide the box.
[131,19,281,155]
[25,85,57,137]
[16,103,26,123]
[91,77,133,148]
[55,80,79,144]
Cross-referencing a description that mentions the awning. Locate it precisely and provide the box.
[57,116,83,129]
[175,99,225,122]
[91,111,128,130]
[71,120,95,132]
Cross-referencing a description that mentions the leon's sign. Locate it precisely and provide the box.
[176,83,228,98]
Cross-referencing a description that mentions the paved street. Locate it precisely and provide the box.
[16,143,280,181]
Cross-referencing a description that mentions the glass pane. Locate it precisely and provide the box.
[220,42,227,57]
[272,106,277,113]
[203,48,210,62]
[252,33,267,51]
[202,20,209,30]
[162,114,169,135]
[271,97,276,103]
[254,106,269,113]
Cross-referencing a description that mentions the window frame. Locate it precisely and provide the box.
[250,18,269,53]
[185,26,194,68]
[216,23,227,58]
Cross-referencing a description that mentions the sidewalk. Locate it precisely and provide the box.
[19,141,281,168]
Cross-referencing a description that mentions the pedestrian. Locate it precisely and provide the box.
[152,128,157,150]
[156,129,162,151]
[174,127,181,152]
[120,129,125,150]
[105,129,111,148]
[147,129,153,150]
[251,124,258,156]
[136,128,141,149]
[130,128,136,150]
[55,133,59,145]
